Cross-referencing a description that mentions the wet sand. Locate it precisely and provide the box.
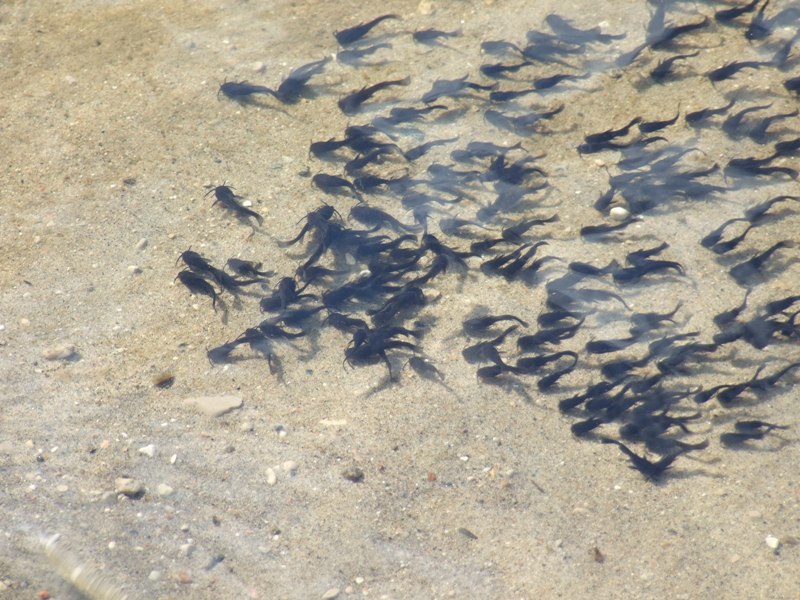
[1,0,799,598]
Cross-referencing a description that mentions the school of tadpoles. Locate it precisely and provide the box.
[176,2,800,480]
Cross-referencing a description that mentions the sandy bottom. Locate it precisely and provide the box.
[1,0,799,598]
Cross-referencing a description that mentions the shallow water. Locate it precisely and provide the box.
[1,0,799,598]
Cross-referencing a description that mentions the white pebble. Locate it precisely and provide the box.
[765,535,780,550]
[138,444,155,458]
[240,421,254,432]
[115,477,145,498]
[135,238,148,251]
[266,468,277,485]
[252,61,266,73]
[127,265,142,275]
[322,588,340,599]
[156,483,174,496]
[20,318,30,327]
[148,570,162,581]
[170,454,178,464]
[282,461,298,475]
[609,206,630,221]
[42,343,76,361]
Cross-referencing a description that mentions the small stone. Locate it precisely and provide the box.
[183,394,243,417]
[321,588,340,600]
[42,343,76,361]
[180,543,194,557]
[765,535,780,550]
[127,265,142,275]
[156,483,174,496]
[252,61,266,73]
[609,206,630,221]
[56,484,69,493]
[341,466,364,483]
[135,238,148,251]
[175,571,192,584]
[20,318,30,327]
[64,75,77,85]
[282,460,298,475]
[138,444,155,458]
[148,570,161,581]
[417,0,433,14]
[115,477,145,499]
[240,421,254,432]
[265,468,277,485]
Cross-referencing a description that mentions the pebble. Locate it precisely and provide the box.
[240,421,254,432]
[115,477,145,498]
[42,343,77,361]
[138,444,155,458]
[148,570,161,581]
[135,238,148,251]
[127,265,142,275]
[282,461,298,476]
[156,483,174,496]
[252,61,266,73]
[765,535,780,550]
[321,588,340,599]
[609,206,630,221]
[183,394,243,417]
[265,468,277,485]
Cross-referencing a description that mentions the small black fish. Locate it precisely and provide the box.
[517,318,584,352]
[685,99,736,126]
[218,80,275,102]
[226,258,274,278]
[176,270,218,311]
[715,0,761,22]
[339,76,411,115]
[612,260,684,284]
[630,303,681,336]
[648,16,710,49]
[413,28,461,47]
[403,137,459,161]
[274,57,331,104]
[707,60,772,82]
[349,204,418,233]
[206,184,263,224]
[335,14,399,46]
[601,438,688,479]
[480,61,532,78]
[784,75,800,94]
[312,173,361,200]
[501,214,559,244]
[481,40,524,56]
[649,51,699,83]
[638,112,680,133]
[422,75,496,103]
[579,218,637,238]
[463,314,528,336]
[584,117,641,145]
[713,291,750,328]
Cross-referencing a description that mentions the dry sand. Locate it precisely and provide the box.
[1,0,799,598]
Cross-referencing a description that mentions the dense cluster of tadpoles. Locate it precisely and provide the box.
[176,1,800,480]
